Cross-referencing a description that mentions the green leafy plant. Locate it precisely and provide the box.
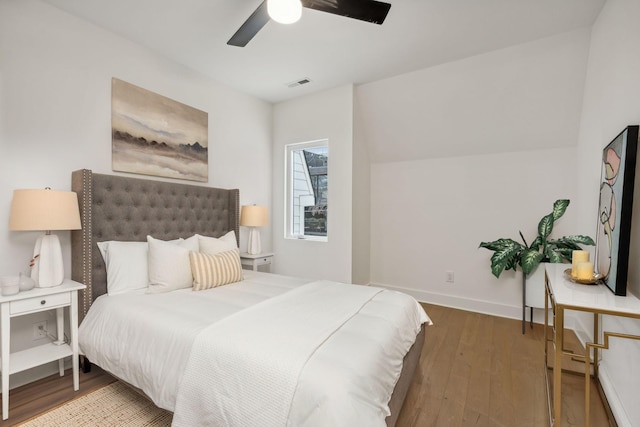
[479,199,595,278]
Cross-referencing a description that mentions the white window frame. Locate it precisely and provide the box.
[284,139,328,242]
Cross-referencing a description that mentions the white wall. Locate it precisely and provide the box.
[369,148,578,318]
[575,0,640,425]
[0,0,272,387]
[357,30,591,319]
[272,86,354,283]
[352,94,371,285]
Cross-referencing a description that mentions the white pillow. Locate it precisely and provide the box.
[198,230,238,255]
[181,234,200,252]
[147,236,193,293]
[97,241,149,296]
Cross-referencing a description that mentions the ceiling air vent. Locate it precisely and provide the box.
[287,78,311,88]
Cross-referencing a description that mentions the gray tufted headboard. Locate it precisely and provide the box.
[70,169,240,321]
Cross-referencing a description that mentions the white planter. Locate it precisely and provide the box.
[525,262,548,309]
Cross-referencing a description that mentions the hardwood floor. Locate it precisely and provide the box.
[0,365,115,426]
[0,304,610,426]
[396,303,611,427]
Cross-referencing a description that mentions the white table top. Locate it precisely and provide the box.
[0,279,85,303]
[239,252,274,259]
[545,264,640,317]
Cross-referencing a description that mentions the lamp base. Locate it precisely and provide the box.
[247,227,261,255]
[31,233,64,287]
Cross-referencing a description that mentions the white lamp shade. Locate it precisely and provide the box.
[267,0,302,24]
[240,205,269,227]
[9,189,81,287]
[9,189,81,231]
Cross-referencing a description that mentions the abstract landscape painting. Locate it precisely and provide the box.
[111,78,208,182]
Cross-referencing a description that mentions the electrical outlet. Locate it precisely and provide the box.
[33,321,47,340]
[446,271,455,283]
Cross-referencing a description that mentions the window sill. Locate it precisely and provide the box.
[286,235,328,243]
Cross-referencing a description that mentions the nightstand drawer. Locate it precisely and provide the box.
[239,253,274,272]
[10,292,71,315]
[254,256,272,265]
[240,257,272,267]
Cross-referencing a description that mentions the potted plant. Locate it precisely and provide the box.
[479,199,595,278]
[480,199,595,333]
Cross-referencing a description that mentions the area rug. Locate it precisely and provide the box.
[19,381,172,426]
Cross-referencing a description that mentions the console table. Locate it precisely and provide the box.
[544,263,640,427]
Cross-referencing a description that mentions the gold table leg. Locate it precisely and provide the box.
[554,306,564,427]
[585,327,640,427]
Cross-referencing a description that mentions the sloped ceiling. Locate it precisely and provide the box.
[41,0,605,103]
[356,28,593,162]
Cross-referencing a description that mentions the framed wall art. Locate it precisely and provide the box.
[595,125,639,296]
[111,78,208,182]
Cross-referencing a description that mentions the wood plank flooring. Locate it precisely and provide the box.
[0,365,115,426]
[396,303,611,427]
[0,304,610,426]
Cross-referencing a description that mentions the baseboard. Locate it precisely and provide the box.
[570,319,632,427]
[369,281,525,321]
[598,365,632,427]
[369,281,591,331]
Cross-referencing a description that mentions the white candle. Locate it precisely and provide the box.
[572,250,590,277]
[575,261,594,281]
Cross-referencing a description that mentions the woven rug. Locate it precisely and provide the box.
[19,381,172,426]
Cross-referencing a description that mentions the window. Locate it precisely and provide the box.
[285,140,328,241]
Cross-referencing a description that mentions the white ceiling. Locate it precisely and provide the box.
[41,0,605,103]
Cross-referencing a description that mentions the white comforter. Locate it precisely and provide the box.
[78,271,430,425]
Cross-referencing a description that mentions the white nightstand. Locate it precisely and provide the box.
[240,252,274,272]
[0,279,85,420]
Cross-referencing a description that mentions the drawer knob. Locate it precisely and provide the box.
[40,300,46,305]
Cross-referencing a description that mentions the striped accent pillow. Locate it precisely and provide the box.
[189,249,244,291]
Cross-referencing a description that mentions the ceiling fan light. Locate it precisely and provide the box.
[267,0,302,24]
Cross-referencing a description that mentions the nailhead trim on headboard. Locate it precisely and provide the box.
[71,169,93,322]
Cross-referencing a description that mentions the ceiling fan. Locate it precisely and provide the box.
[228,0,392,47]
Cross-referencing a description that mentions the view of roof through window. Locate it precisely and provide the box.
[302,147,327,237]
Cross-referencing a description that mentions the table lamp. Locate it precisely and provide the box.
[240,205,268,255]
[9,188,81,287]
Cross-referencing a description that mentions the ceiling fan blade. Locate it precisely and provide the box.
[227,1,270,47]
[301,0,391,24]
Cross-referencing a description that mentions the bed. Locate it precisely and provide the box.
[70,169,430,427]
